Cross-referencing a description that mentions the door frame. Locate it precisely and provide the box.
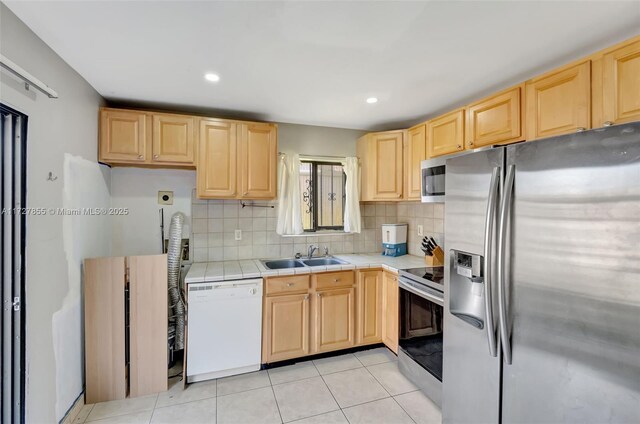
[1,103,27,424]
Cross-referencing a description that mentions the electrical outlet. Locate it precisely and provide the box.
[417,225,424,236]
[234,229,242,241]
[158,191,174,205]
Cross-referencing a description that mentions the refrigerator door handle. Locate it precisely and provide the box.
[497,164,515,365]
[483,166,500,357]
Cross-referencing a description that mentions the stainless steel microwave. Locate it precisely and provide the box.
[421,157,446,202]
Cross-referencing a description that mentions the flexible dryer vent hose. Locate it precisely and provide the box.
[167,212,186,350]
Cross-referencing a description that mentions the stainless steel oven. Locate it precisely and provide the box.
[398,267,444,406]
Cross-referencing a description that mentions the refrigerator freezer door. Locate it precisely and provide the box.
[443,148,503,424]
[502,123,640,423]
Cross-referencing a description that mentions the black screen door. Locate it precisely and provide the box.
[1,103,27,424]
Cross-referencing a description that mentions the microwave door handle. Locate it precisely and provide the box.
[483,166,500,358]
[497,164,515,365]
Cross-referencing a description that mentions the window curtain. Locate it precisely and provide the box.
[342,156,362,233]
[276,153,304,235]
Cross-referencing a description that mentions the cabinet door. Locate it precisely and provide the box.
[99,109,148,163]
[356,270,382,345]
[526,61,591,140]
[83,257,127,404]
[152,113,195,165]
[239,123,277,199]
[263,293,310,362]
[356,134,372,201]
[314,288,356,353]
[601,38,640,126]
[382,271,399,353]
[467,86,523,148]
[197,119,237,198]
[405,125,426,200]
[427,109,465,158]
[372,131,404,200]
[128,255,168,397]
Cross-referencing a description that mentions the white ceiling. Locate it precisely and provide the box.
[5,1,640,130]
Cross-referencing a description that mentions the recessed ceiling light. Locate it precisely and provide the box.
[366,97,378,104]
[204,73,220,82]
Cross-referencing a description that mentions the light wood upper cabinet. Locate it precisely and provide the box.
[526,61,591,140]
[427,109,465,158]
[313,288,356,353]
[263,293,310,362]
[358,130,404,201]
[356,270,383,345]
[405,125,426,200]
[382,271,399,354]
[239,123,278,199]
[151,113,195,164]
[598,37,640,127]
[197,119,237,199]
[100,109,148,163]
[466,86,524,148]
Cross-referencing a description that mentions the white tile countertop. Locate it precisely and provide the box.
[184,253,430,284]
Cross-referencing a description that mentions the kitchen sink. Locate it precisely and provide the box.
[302,257,347,266]
[261,259,305,270]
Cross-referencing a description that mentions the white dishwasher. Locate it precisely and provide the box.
[186,278,263,383]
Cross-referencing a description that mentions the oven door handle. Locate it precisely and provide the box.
[398,279,444,307]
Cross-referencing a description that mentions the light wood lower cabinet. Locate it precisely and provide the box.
[84,254,167,404]
[313,287,356,353]
[356,270,383,345]
[262,269,400,363]
[382,271,399,354]
[262,293,310,362]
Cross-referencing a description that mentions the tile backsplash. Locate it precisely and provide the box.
[397,202,445,257]
[190,189,415,262]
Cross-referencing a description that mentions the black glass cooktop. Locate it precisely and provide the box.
[400,267,444,287]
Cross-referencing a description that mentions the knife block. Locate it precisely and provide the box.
[425,246,445,267]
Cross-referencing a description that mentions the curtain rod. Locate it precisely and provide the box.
[0,54,59,99]
[278,152,350,160]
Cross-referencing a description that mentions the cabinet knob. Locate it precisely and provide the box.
[153,154,159,159]
[317,293,322,297]
[333,278,340,282]
[469,141,474,146]
[243,191,248,195]
[603,121,614,127]
[397,194,402,198]
[457,144,462,150]
[137,155,143,159]
[304,295,309,300]
[576,127,586,132]
[286,283,294,287]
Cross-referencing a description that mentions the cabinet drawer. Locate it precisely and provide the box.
[265,275,310,295]
[314,271,354,290]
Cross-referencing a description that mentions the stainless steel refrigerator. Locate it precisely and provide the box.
[442,122,640,423]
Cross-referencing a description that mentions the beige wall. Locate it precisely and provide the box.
[0,4,110,422]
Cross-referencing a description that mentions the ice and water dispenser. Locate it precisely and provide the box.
[449,250,486,329]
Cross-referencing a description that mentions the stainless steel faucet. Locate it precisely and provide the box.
[307,245,318,259]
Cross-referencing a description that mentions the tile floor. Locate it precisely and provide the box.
[74,347,442,424]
